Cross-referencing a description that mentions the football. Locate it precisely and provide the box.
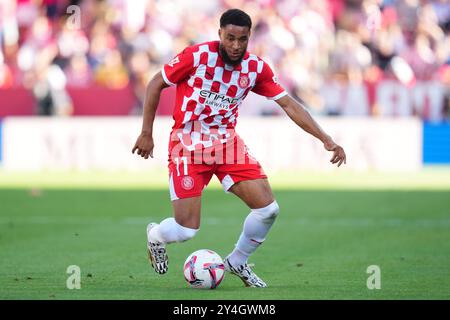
[183,249,225,289]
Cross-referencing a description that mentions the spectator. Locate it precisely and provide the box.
[0,51,14,88]
[94,49,129,89]
[0,0,448,118]
[65,54,93,87]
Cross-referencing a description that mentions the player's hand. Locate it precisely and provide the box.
[132,132,154,159]
[323,138,346,167]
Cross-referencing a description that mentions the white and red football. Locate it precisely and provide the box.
[183,249,225,289]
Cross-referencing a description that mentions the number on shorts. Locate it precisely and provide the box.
[174,157,188,176]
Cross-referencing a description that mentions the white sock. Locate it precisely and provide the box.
[228,201,280,266]
[149,218,198,244]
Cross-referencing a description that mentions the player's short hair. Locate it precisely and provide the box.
[220,9,252,30]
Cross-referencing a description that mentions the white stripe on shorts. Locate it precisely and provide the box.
[221,174,235,193]
[169,173,179,201]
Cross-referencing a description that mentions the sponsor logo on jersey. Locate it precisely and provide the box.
[199,90,240,110]
[181,176,194,190]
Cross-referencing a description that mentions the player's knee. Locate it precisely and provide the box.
[252,200,280,222]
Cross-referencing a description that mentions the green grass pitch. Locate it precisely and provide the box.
[0,169,449,299]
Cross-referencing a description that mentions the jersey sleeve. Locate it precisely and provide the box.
[251,61,287,100]
[161,47,195,86]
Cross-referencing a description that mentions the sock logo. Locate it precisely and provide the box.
[250,238,263,245]
[181,176,194,190]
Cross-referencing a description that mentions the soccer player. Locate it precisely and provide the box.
[132,9,346,287]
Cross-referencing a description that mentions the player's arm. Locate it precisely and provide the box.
[276,94,347,167]
[132,71,169,159]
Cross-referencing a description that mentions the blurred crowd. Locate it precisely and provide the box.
[0,0,449,117]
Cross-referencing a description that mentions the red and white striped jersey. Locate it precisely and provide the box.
[162,41,287,151]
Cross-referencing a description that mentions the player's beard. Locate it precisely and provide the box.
[219,44,246,66]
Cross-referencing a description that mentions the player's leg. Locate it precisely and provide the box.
[147,196,202,275]
[149,196,201,244]
[223,178,279,287]
[228,178,279,264]
[216,171,279,287]
[147,160,213,274]
[215,135,279,287]
[229,179,279,265]
[216,135,279,286]
[228,177,275,209]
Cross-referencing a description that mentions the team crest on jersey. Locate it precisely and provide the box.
[181,176,194,190]
[238,75,249,88]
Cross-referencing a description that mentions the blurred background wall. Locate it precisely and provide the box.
[0,0,449,170]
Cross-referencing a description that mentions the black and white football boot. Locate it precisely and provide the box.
[146,223,168,274]
[224,256,267,288]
